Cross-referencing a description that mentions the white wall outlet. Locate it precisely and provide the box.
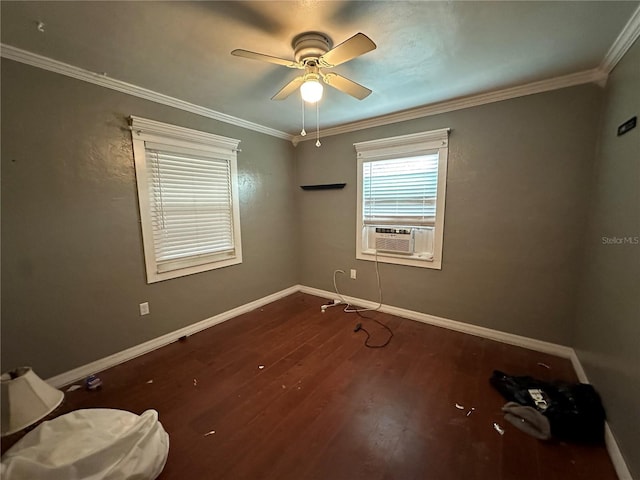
[139,302,150,316]
[350,269,357,280]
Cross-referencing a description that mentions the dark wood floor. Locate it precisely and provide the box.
[3,293,617,479]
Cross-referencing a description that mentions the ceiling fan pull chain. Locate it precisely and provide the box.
[300,97,306,136]
[315,102,321,147]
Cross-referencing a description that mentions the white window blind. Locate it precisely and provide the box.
[130,116,242,283]
[146,147,235,273]
[362,154,439,227]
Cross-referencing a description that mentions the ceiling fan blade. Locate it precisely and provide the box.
[272,76,305,100]
[319,33,376,67]
[323,73,372,100]
[231,49,298,68]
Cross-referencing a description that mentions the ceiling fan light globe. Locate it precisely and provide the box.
[300,80,323,103]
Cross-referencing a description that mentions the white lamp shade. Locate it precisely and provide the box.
[1,366,64,436]
[300,79,323,103]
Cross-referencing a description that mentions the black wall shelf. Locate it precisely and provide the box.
[300,183,346,191]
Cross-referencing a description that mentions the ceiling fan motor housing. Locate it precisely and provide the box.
[292,32,332,63]
[231,31,374,102]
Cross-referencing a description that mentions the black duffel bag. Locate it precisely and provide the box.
[490,370,606,443]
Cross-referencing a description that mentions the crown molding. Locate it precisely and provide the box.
[2,31,627,148]
[600,4,640,73]
[293,68,607,144]
[0,44,294,142]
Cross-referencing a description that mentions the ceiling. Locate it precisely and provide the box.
[1,1,638,137]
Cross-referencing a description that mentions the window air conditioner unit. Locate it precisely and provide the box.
[374,227,414,254]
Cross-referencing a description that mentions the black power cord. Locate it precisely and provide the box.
[353,310,393,348]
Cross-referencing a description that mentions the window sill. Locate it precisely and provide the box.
[147,255,242,283]
[357,250,441,270]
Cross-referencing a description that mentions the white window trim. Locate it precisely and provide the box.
[130,116,242,283]
[355,128,449,269]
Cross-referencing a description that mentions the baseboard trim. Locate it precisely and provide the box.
[49,283,576,387]
[46,285,299,388]
[299,285,574,358]
[45,283,631,479]
[604,423,633,480]
[569,349,590,384]
[571,354,632,480]
[300,285,632,480]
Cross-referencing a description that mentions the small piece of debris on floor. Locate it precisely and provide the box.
[466,408,475,417]
[85,374,102,391]
[455,403,465,410]
[204,430,216,437]
[146,379,154,384]
[493,422,505,435]
[193,378,198,387]
[66,385,82,392]
[537,362,551,369]
[258,365,265,369]
[281,385,286,389]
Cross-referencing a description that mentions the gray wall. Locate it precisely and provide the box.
[2,43,637,475]
[1,59,298,378]
[574,39,640,478]
[296,84,603,345]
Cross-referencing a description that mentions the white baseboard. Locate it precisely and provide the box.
[570,353,632,480]
[570,349,590,384]
[46,285,299,388]
[48,283,576,387]
[299,285,574,358]
[300,285,633,480]
[604,423,633,480]
[45,283,632,479]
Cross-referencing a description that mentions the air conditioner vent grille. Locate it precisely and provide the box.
[374,227,414,254]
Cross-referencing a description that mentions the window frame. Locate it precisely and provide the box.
[355,128,450,269]
[130,116,242,283]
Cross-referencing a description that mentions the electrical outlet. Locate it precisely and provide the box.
[139,302,150,316]
[350,269,357,279]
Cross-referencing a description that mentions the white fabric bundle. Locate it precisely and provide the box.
[1,409,169,480]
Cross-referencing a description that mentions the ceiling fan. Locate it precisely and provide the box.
[231,32,376,103]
